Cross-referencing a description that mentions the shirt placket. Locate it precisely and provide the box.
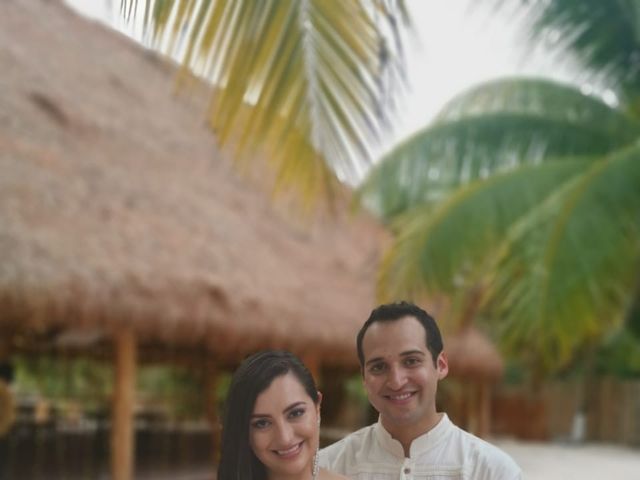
[400,458,415,480]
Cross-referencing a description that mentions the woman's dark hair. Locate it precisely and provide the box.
[217,350,319,480]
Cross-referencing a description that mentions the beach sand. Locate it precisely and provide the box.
[496,439,640,479]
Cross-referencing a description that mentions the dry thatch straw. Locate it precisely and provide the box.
[445,328,504,381]
[0,1,504,380]
[0,0,388,368]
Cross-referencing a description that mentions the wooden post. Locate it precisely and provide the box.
[204,360,221,466]
[477,382,491,439]
[466,383,477,435]
[111,328,137,480]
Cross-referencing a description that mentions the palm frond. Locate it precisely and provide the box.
[495,0,640,103]
[377,159,590,300]
[120,0,410,201]
[434,77,640,137]
[358,108,631,221]
[487,142,640,371]
[358,78,640,221]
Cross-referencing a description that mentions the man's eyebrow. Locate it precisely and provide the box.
[365,357,385,367]
[365,350,426,367]
[400,350,425,357]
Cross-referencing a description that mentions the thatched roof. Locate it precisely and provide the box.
[444,328,504,381]
[0,0,386,367]
[0,1,506,380]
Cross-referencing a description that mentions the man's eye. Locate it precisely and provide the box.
[251,418,270,429]
[404,357,421,367]
[368,363,385,374]
[288,408,306,419]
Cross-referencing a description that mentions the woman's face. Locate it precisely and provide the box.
[249,372,321,480]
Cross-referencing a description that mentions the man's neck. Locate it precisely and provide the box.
[382,412,444,457]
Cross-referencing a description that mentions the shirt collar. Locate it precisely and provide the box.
[373,413,451,459]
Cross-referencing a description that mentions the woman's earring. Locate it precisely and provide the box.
[312,449,319,480]
[312,414,320,479]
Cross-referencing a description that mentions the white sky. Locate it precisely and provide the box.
[64,0,583,151]
[395,1,580,138]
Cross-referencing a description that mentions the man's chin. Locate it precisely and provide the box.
[381,411,419,428]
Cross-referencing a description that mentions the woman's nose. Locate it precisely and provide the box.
[275,422,295,444]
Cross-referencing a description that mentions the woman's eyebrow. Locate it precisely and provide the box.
[250,412,272,419]
[251,401,307,418]
[283,401,306,414]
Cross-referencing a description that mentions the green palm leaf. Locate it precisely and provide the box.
[496,0,640,102]
[434,78,640,137]
[487,143,640,371]
[120,0,409,202]
[377,159,591,300]
[358,79,640,221]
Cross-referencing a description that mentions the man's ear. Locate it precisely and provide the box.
[437,352,449,380]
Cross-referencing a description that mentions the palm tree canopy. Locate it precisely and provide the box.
[358,78,640,222]
[120,0,410,204]
[498,0,640,105]
[362,76,640,372]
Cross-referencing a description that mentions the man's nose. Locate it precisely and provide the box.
[387,365,407,389]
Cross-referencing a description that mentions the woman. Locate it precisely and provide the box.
[217,350,345,480]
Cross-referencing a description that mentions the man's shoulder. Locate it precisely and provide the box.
[448,424,521,478]
[321,424,376,454]
[319,424,377,463]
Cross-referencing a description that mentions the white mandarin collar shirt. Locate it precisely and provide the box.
[320,414,522,480]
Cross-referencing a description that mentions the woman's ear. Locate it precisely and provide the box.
[316,391,323,414]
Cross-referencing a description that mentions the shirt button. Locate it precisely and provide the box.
[404,467,411,474]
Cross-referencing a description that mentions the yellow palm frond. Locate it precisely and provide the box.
[121,0,410,203]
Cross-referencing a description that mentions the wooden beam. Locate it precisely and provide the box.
[111,328,137,480]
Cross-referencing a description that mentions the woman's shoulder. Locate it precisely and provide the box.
[319,467,349,480]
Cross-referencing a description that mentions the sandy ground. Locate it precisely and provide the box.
[139,441,640,480]
[495,439,640,479]
[154,441,640,480]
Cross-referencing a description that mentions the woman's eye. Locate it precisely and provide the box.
[289,408,306,419]
[251,418,270,429]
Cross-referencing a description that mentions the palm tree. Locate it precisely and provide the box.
[119,0,410,205]
[358,0,640,374]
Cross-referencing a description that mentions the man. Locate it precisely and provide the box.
[320,301,521,479]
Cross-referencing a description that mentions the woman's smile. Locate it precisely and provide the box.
[249,373,321,478]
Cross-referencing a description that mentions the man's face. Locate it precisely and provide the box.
[361,316,448,438]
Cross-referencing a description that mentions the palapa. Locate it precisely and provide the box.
[0,0,385,368]
[0,0,504,379]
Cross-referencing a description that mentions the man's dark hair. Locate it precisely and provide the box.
[357,301,443,367]
[217,350,319,480]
